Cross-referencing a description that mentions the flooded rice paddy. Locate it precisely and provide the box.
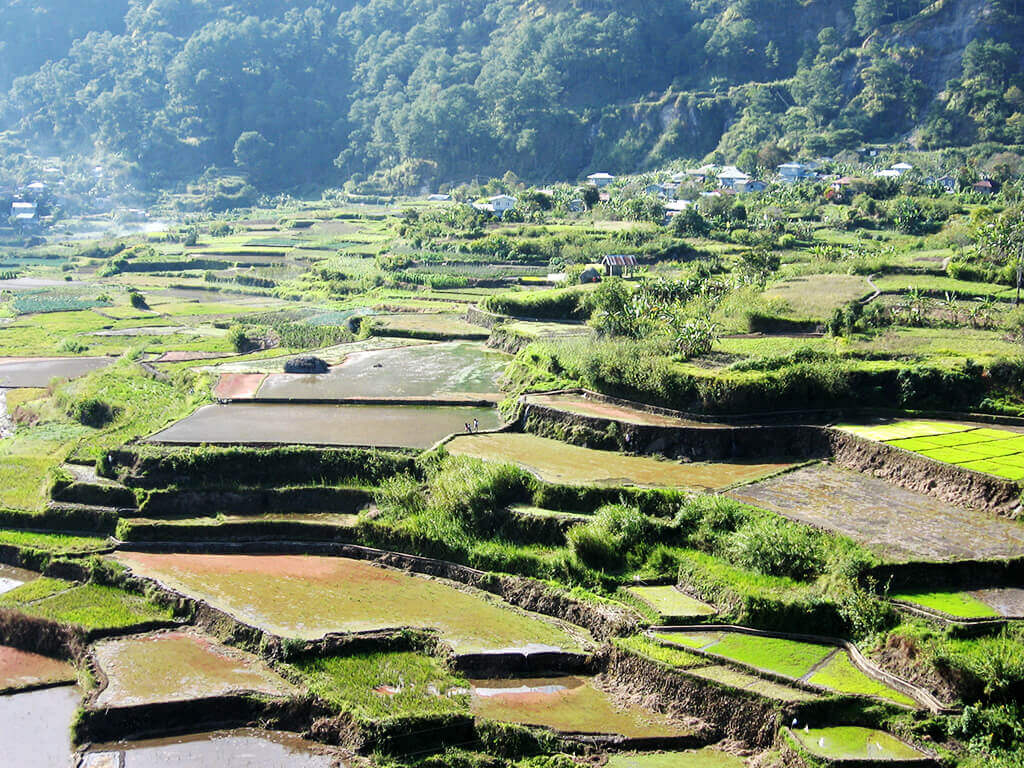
[92,631,297,708]
[0,685,80,767]
[728,463,1024,561]
[788,726,926,761]
[147,403,502,448]
[525,393,720,427]
[111,553,586,653]
[0,356,112,387]
[0,645,75,691]
[254,341,508,400]
[81,729,348,767]
[469,675,693,738]
[447,433,793,489]
[0,562,38,595]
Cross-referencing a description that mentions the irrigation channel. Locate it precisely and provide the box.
[4,344,1024,765]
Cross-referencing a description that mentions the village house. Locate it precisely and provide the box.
[974,180,995,195]
[586,172,615,188]
[717,166,750,190]
[892,162,913,174]
[472,194,517,215]
[778,162,816,184]
[685,164,716,183]
[602,254,638,277]
[736,178,768,193]
[936,175,957,193]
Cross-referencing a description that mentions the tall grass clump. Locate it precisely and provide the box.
[567,503,652,572]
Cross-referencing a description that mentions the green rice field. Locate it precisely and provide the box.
[624,586,716,620]
[837,420,1024,480]
[654,631,916,706]
[889,590,1000,619]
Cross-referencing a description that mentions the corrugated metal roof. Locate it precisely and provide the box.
[603,254,637,266]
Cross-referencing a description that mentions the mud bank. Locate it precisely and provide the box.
[866,556,1024,594]
[827,430,1022,515]
[520,400,829,462]
[599,647,783,749]
[136,486,374,518]
[104,445,417,489]
[74,692,314,746]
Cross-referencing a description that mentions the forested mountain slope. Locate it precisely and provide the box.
[0,0,1020,192]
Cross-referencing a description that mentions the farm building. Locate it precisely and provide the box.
[586,172,615,188]
[602,254,637,277]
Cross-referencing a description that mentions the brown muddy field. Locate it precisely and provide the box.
[82,728,349,767]
[0,685,80,768]
[147,403,502,448]
[0,356,112,387]
[469,675,694,738]
[0,562,38,595]
[525,393,720,427]
[447,433,792,489]
[92,630,298,708]
[0,645,75,691]
[112,553,586,653]
[728,463,1024,561]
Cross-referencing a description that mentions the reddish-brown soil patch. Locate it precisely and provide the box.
[213,373,266,399]
[0,645,75,691]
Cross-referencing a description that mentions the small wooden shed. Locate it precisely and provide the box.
[602,254,637,277]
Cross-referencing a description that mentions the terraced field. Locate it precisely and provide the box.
[653,630,916,707]
[729,463,1024,561]
[838,419,1024,481]
[148,403,502,448]
[469,675,694,738]
[447,433,794,489]
[112,553,587,653]
[92,631,297,707]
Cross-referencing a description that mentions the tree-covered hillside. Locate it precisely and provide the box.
[0,0,1021,193]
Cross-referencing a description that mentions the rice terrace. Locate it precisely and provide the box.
[3,98,1024,768]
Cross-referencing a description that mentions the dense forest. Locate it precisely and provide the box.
[0,0,1022,193]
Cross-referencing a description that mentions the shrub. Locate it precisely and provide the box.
[227,325,252,352]
[65,397,117,428]
[128,291,148,309]
[567,503,650,572]
[726,516,827,580]
[374,473,427,517]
